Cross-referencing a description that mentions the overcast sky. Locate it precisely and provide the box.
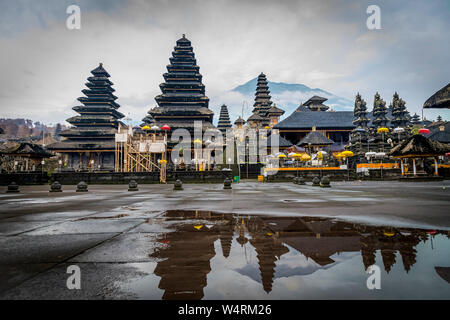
[0,0,449,126]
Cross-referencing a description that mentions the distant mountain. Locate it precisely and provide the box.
[231,77,354,120]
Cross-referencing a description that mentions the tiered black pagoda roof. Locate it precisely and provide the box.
[48,63,124,151]
[217,104,232,133]
[411,113,421,124]
[372,92,390,128]
[266,104,285,117]
[142,34,215,132]
[252,73,273,115]
[353,93,370,128]
[390,92,410,128]
[247,73,274,125]
[303,96,329,111]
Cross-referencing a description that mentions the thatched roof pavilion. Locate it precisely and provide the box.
[390,134,450,158]
[390,134,450,176]
[297,131,334,147]
[423,83,450,109]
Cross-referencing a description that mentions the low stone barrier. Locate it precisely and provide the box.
[0,172,49,186]
[50,171,233,185]
[265,168,354,182]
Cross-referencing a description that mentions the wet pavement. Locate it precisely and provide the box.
[0,181,449,299]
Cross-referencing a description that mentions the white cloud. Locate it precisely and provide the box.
[0,0,448,124]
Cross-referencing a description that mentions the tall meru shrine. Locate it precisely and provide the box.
[48,34,420,172]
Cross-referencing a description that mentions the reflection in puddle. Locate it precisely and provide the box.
[130,211,450,300]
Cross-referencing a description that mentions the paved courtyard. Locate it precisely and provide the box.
[0,181,449,299]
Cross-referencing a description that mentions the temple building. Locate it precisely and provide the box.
[247,73,285,128]
[0,142,52,172]
[217,104,232,133]
[48,64,124,171]
[303,96,330,111]
[234,117,246,129]
[274,96,354,151]
[411,113,421,125]
[142,34,215,133]
[297,130,334,154]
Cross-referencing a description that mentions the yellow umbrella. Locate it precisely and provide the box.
[141,125,151,131]
[341,150,354,158]
[317,152,325,160]
[383,231,395,237]
[264,126,270,130]
[377,127,389,133]
[193,139,202,144]
[293,153,303,158]
[301,154,311,161]
[159,159,167,164]
[278,154,287,158]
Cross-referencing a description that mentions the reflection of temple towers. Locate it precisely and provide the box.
[398,234,420,273]
[152,226,218,300]
[361,237,377,271]
[218,220,234,258]
[235,219,249,247]
[249,220,289,293]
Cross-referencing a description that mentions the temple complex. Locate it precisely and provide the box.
[142,35,215,133]
[217,104,232,133]
[48,64,124,171]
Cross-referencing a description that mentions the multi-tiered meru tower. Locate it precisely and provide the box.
[390,92,410,128]
[372,92,390,129]
[247,73,284,128]
[217,104,232,133]
[142,34,215,133]
[48,63,124,171]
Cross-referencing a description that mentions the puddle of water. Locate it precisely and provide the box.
[325,197,380,202]
[122,210,450,300]
[281,199,326,203]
